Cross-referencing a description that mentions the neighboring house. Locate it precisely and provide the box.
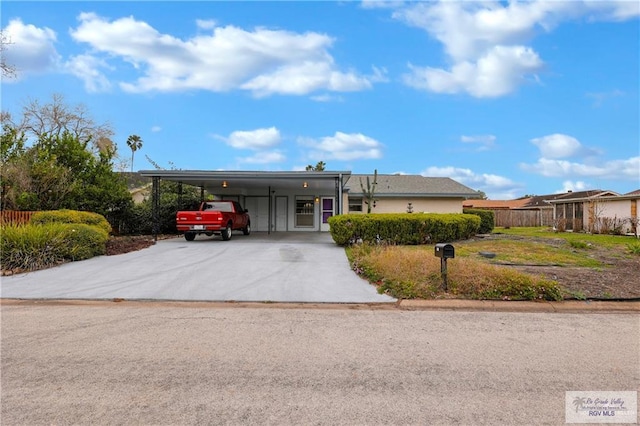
[120,172,152,204]
[346,174,480,214]
[547,189,640,235]
[130,183,151,204]
[462,189,640,234]
[463,198,532,210]
[138,170,480,233]
[464,194,564,227]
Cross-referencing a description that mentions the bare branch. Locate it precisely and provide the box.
[0,30,17,79]
[18,93,114,144]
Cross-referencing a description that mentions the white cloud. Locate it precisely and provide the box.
[404,45,542,97]
[151,126,162,132]
[585,89,624,107]
[392,1,637,98]
[310,93,344,103]
[421,165,524,199]
[2,19,60,78]
[195,19,217,30]
[65,54,112,92]
[530,134,583,159]
[460,134,496,151]
[360,0,405,10]
[520,156,640,180]
[223,127,282,150]
[299,132,383,161]
[522,133,636,182]
[69,13,380,96]
[238,151,286,165]
[584,1,640,21]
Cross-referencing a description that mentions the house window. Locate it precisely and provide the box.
[295,197,314,227]
[349,198,363,212]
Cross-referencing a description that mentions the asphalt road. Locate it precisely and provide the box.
[2,301,638,425]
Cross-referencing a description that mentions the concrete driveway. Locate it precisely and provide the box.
[0,232,395,304]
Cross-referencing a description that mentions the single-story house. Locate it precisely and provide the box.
[547,189,640,235]
[346,174,479,214]
[138,170,480,233]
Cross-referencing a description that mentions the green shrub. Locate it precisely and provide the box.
[58,223,109,260]
[0,223,109,271]
[30,209,112,234]
[1,224,67,271]
[328,213,481,246]
[463,208,495,234]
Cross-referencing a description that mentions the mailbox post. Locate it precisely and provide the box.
[434,243,455,292]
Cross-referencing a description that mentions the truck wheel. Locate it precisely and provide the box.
[243,223,251,235]
[184,232,196,241]
[221,224,232,241]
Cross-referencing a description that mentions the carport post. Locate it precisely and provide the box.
[337,174,344,214]
[268,186,272,235]
[152,176,160,241]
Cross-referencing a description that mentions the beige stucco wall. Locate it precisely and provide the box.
[586,198,640,235]
[346,197,464,214]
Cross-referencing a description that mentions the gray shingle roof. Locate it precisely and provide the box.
[346,174,479,198]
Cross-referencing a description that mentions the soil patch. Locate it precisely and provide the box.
[105,235,156,255]
[478,234,640,300]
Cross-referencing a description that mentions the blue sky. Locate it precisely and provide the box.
[2,1,639,199]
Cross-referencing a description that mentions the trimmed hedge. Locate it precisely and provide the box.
[463,208,495,234]
[30,209,112,234]
[1,222,109,271]
[328,213,481,246]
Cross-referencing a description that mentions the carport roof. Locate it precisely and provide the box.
[138,170,352,192]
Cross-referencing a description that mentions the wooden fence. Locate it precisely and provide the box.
[0,210,36,226]
[492,209,554,228]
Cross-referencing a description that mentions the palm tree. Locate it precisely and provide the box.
[126,135,143,172]
[305,161,326,171]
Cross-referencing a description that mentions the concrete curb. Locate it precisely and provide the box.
[398,299,640,313]
[1,298,639,313]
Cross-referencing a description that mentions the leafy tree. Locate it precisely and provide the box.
[126,134,143,172]
[0,123,132,227]
[305,161,326,171]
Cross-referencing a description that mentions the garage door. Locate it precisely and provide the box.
[245,197,269,231]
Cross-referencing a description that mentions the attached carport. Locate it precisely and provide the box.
[138,170,351,236]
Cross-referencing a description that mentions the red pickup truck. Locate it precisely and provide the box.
[176,200,251,241]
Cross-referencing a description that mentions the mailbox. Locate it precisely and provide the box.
[434,243,455,259]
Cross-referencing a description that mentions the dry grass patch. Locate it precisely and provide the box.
[347,244,563,301]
